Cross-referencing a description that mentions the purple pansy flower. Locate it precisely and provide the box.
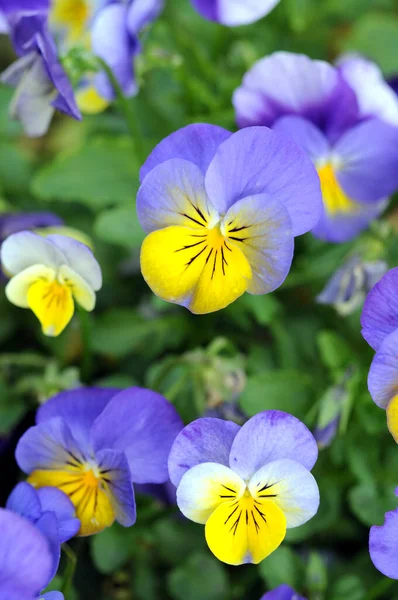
[168,411,319,565]
[6,482,80,582]
[0,10,81,137]
[260,585,306,600]
[369,488,398,579]
[0,506,57,599]
[137,123,322,313]
[15,386,183,536]
[190,0,280,26]
[361,267,398,352]
[233,52,398,243]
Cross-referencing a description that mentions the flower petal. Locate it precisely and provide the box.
[59,265,96,311]
[229,410,318,481]
[273,115,330,163]
[260,584,306,600]
[27,277,75,337]
[0,508,53,596]
[369,507,398,579]
[176,462,246,524]
[387,394,398,443]
[361,267,398,351]
[168,418,240,487]
[41,593,64,600]
[5,264,55,307]
[191,0,279,25]
[248,459,320,528]
[127,0,163,35]
[90,387,183,484]
[6,481,41,522]
[16,417,84,475]
[140,123,232,182]
[36,387,119,455]
[137,159,219,233]
[205,127,322,236]
[222,194,294,294]
[46,235,102,291]
[96,448,137,528]
[37,487,80,543]
[368,329,398,409]
[35,511,61,582]
[205,497,286,565]
[1,231,65,275]
[333,119,398,203]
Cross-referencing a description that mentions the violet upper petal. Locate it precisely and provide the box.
[370,506,398,579]
[361,267,398,351]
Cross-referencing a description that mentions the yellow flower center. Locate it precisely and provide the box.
[51,0,91,42]
[317,163,359,216]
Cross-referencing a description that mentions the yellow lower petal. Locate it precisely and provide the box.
[318,163,359,216]
[50,0,90,43]
[27,278,74,337]
[140,225,252,314]
[205,495,286,565]
[29,468,116,537]
[76,86,109,115]
[387,394,398,443]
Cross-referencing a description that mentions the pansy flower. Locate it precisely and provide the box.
[1,231,102,336]
[233,52,398,243]
[190,0,280,26]
[137,123,322,313]
[168,410,319,565]
[6,482,80,582]
[260,585,306,600]
[16,386,183,536]
[361,267,398,352]
[0,506,62,600]
[0,11,81,137]
[369,488,398,579]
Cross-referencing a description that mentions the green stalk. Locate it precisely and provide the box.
[60,543,78,598]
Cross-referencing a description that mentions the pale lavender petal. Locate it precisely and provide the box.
[37,487,80,542]
[140,123,232,182]
[91,387,183,484]
[205,126,322,236]
[6,482,41,522]
[370,507,398,579]
[36,388,119,456]
[260,584,306,600]
[334,119,398,203]
[45,235,102,290]
[35,511,60,582]
[41,593,64,600]
[191,0,279,26]
[168,418,240,487]
[96,448,136,527]
[368,329,398,409]
[361,267,398,351]
[1,231,66,275]
[229,410,318,481]
[273,115,330,163]
[127,0,163,35]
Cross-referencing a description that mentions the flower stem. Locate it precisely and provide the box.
[60,543,78,598]
[78,306,93,383]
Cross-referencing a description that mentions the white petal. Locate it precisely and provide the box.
[249,459,319,528]
[1,232,66,275]
[5,265,55,308]
[59,265,96,311]
[47,235,102,291]
[177,462,246,524]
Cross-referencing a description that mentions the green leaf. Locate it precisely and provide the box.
[0,143,33,195]
[239,370,312,417]
[32,138,139,209]
[330,575,366,600]
[285,0,314,32]
[94,205,145,249]
[317,330,353,372]
[348,483,397,527]
[90,524,132,574]
[167,552,229,600]
[306,552,328,594]
[259,546,304,589]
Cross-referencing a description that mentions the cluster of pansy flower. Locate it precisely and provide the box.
[233,51,398,243]
[361,269,398,578]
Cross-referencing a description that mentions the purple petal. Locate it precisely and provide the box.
[222,193,294,294]
[229,410,318,481]
[35,511,61,582]
[37,487,80,543]
[168,417,240,487]
[0,508,53,597]
[45,234,102,291]
[260,584,306,600]
[41,593,64,600]
[137,158,218,233]
[191,0,280,25]
[92,3,138,99]
[90,387,183,484]
[36,388,119,456]
[334,119,398,203]
[0,212,63,241]
[6,482,41,522]
[361,267,398,351]
[233,51,358,140]
[368,329,398,409]
[96,448,136,527]
[273,115,330,162]
[15,417,84,474]
[311,198,386,244]
[0,0,49,12]
[127,0,163,35]
[204,126,322,236]
[370,507,398,579]
[140,123,232,182]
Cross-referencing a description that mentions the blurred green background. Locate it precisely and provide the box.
[1,0,398,598]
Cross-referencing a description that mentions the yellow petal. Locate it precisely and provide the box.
[27,278,74,337]
[59,265,96,311]
[29,469,116,537]
[318,164,359,216]
[51,0,90,43]
[387,394,398,443]
[205,496,286,565]
[5,265,55,308]
[140,225,252,314]
[76,86,109,115]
